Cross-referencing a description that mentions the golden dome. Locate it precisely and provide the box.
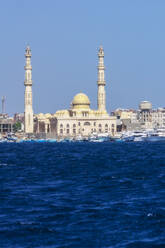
[72,93,90,109]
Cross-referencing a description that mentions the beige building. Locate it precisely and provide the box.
[114,109,138,122]
[0,115,14,134]
[138,101,165,129]
[151,108,165,128]
[34,46,116,138]
[113,108,140,132]
[139,101,152,129]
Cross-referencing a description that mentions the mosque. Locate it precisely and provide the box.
[24,46,116,138]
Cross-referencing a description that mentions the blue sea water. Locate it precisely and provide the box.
[0,142,165,248]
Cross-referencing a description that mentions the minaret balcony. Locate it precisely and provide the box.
[24,80,32,86]
[97,65,105,69]
[97,81,106,85]
[24,65,32,70]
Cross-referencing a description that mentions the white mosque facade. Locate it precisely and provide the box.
[24,46,116,137]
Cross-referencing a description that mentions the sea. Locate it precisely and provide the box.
[0,142,165,248]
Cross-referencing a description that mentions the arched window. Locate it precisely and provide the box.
[67,124,70,128]
[73,129,76,134]
[84,122,90,126]
[47,124,50,133]
[82,112,88,117]
[73,124,76,128]
[99,124,102,127]
[105,123,108,133]
[112,124,114,128]
[60,124,63,128]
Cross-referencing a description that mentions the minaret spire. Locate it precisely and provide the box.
[24,46,34,133]
[97,46,106,112]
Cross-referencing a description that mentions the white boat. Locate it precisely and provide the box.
[157,128,165,137]
[121,131,147,142]
[144,129,165,141]
[89,133,109,142]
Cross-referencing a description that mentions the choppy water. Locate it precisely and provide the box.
[0,142,165,248]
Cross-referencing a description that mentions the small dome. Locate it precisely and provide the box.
[72,93,90,109]
[72,93,90,105]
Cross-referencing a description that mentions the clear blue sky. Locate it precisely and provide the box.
[0,0,165,115]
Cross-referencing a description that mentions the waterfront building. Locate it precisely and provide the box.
[114,109,138,123]
[34,46,116,138]
[0,115,14,133]
[0,101,14,134]
[113,108,140,132]
[139,101,152,129]
[151,108,165,128]
[14,113,24,131]
[14,113,24,123]
[24,46,34,133]
[138,101,165,129]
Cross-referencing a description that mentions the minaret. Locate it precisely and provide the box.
[24,46,34,133]
[2,96,6,114]
[97,46,106,112]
